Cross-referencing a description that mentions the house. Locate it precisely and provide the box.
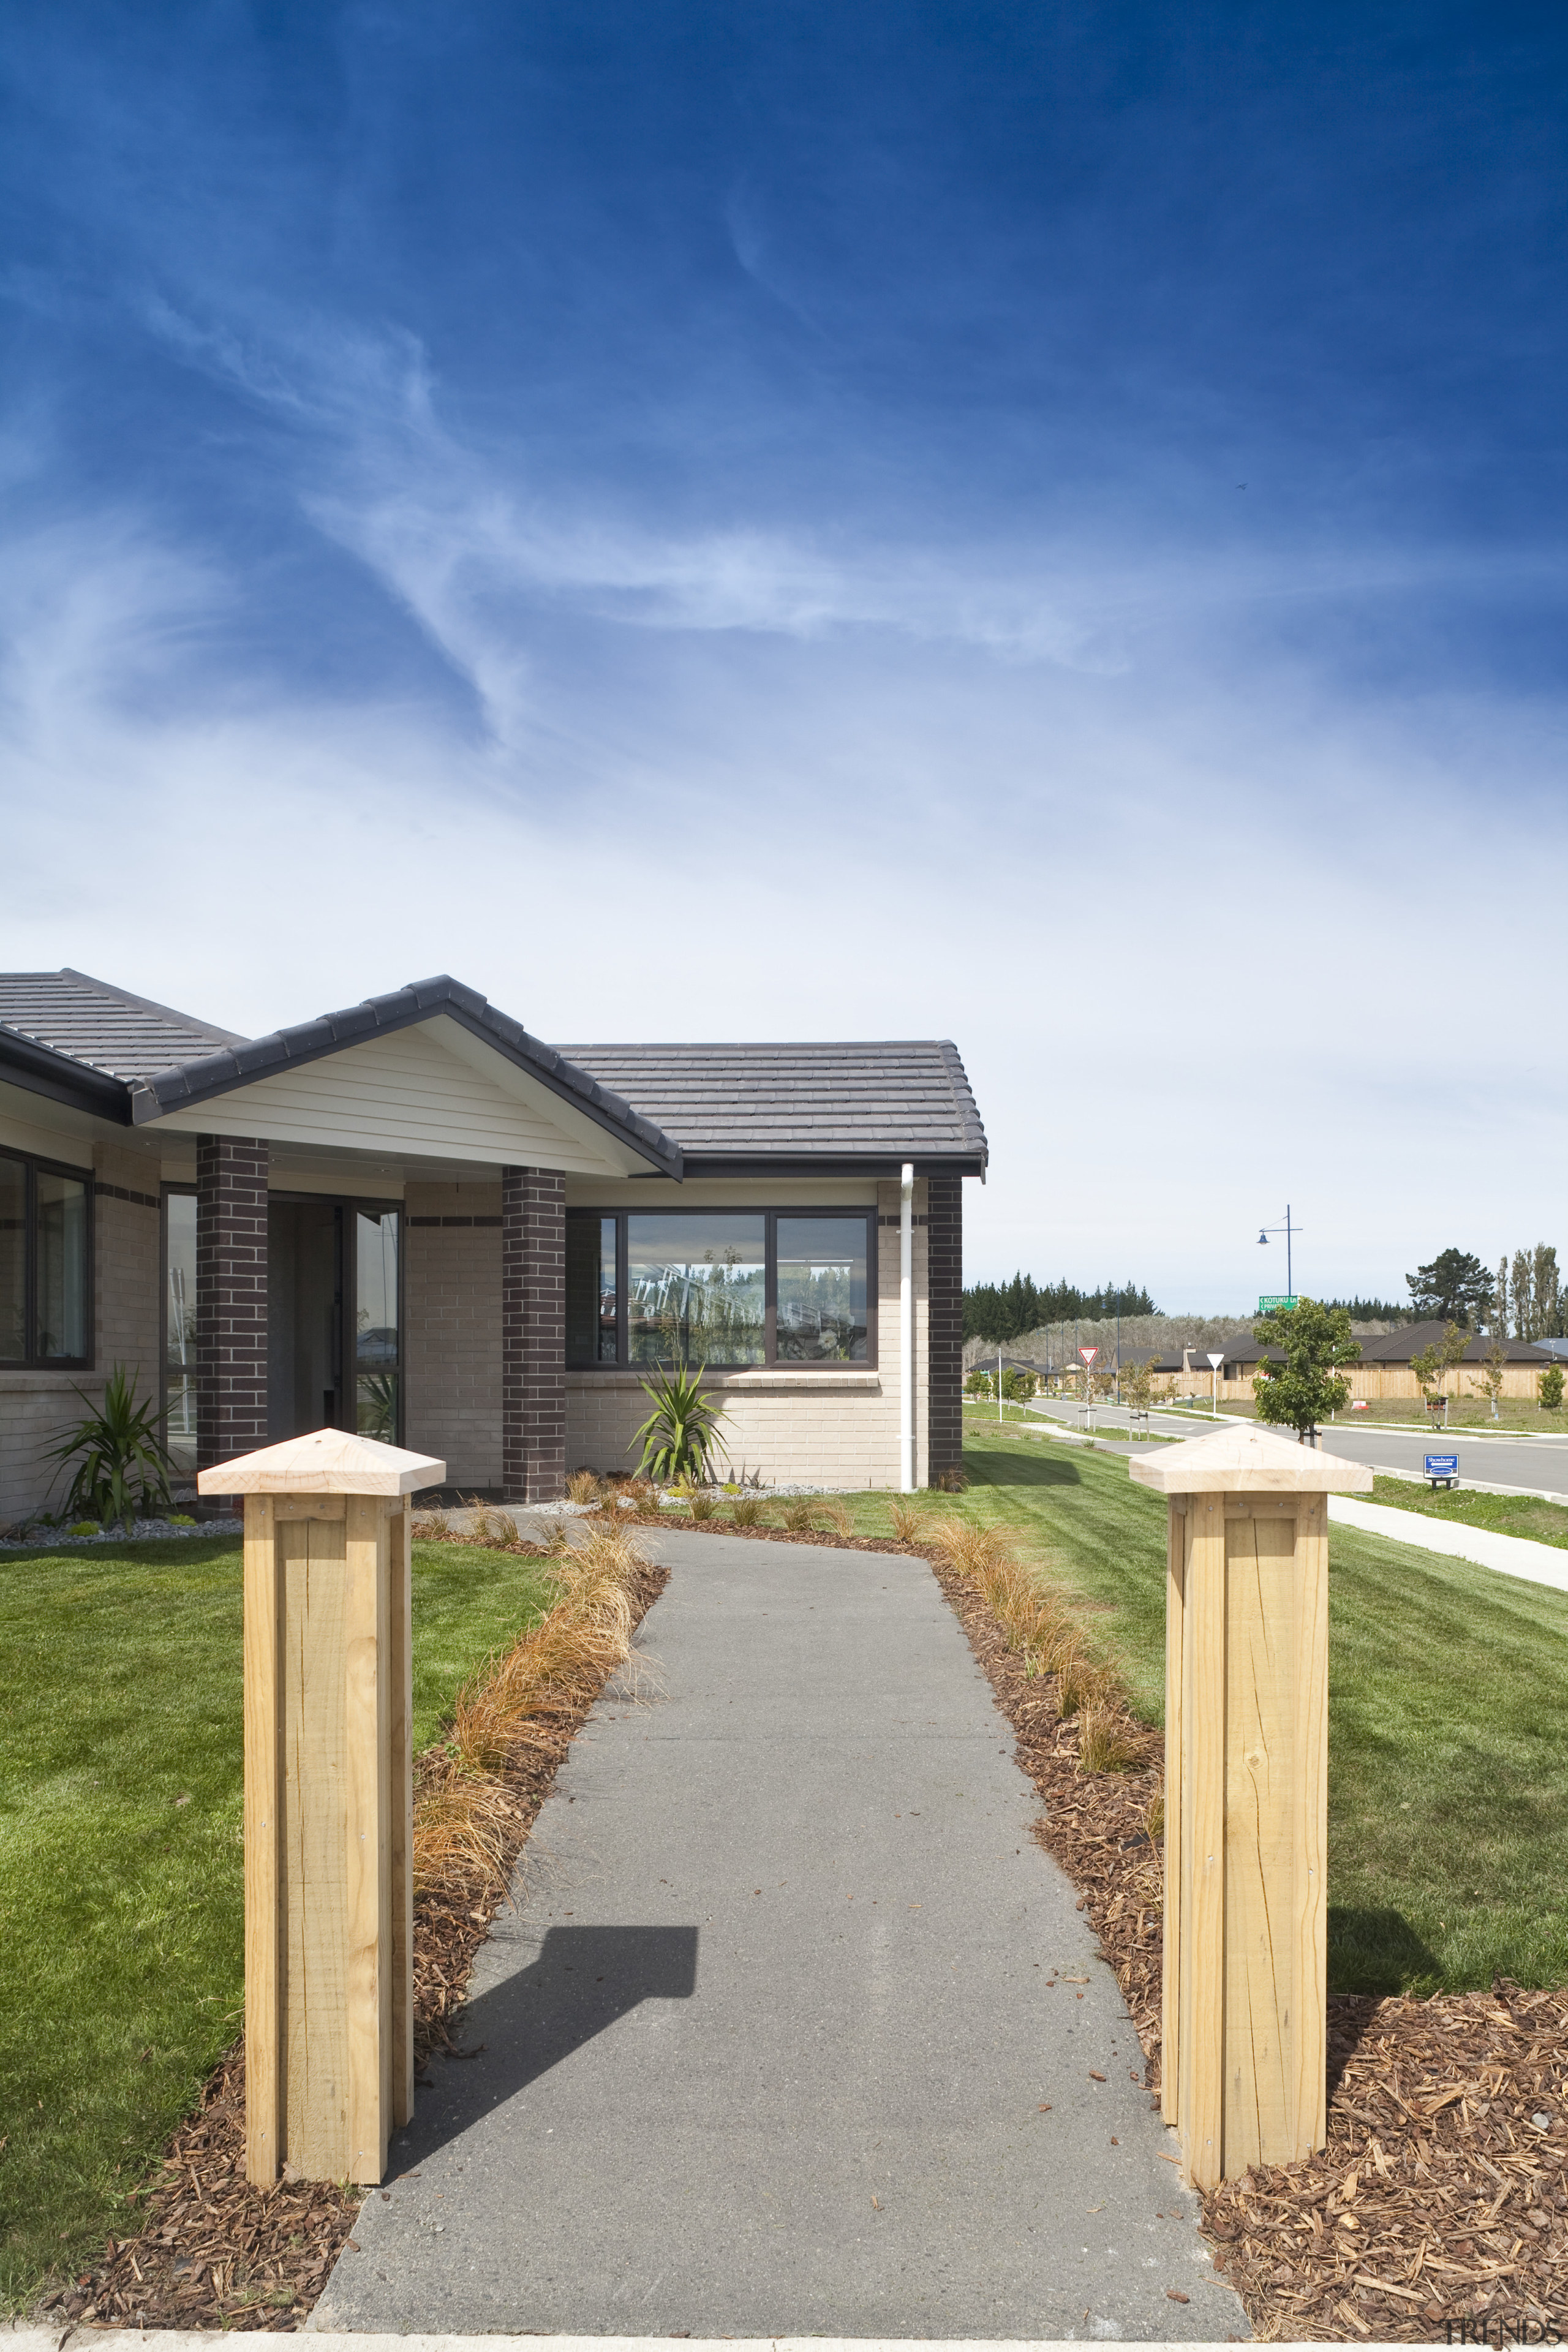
[1348,1321,1554,1402]
[0,970,987,1523]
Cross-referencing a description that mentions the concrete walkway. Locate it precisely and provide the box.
[1327,1493,1568,1594]
[311,1532,1245,2342]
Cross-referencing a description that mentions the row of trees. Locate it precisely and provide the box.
[1405,1245,1564,1336]
[962,1274,1157,1344]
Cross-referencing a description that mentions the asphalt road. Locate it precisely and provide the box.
[310,1529,1242,2342]
[1022,1401,1568,1498]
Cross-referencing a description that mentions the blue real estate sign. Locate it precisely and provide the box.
[1425,1454,1459,1482]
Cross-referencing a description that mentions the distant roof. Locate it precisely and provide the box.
[0,968,241,1082]
[1356,1320,1553,1365]
[555,1039,987,1172]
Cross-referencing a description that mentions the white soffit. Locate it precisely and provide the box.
[148,1016,657,1178]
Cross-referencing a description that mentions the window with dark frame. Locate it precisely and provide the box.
[0,1147,91,1368]
[565,1208,874,1369]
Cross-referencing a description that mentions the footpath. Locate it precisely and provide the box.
[304,1529,1245,2342]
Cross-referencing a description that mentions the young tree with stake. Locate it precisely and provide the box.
[1252,1298,1361,1443]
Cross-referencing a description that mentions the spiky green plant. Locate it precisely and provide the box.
[630,1360,730,1485]
[43,1366,175,1531]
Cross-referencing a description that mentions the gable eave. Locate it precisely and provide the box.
[128,978,683,1178]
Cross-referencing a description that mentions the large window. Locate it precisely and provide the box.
[0,1150,90,1368]
[567,1209,873,1368]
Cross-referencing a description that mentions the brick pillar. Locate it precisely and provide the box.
[502,1166,565,1504]
[927,1173,963,1482]
[196,1136,269,1471]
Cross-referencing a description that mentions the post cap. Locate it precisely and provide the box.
[1128,1420,1374,1495]
[196,1428,447,1496]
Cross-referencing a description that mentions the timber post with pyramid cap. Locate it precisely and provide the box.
[1128,1423,1373,2190]
[198,1428,445,2188]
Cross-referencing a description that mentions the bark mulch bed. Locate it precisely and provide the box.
[37,1544,668,2334]
[924,1542,1568,2343]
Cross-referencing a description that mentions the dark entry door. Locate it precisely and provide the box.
[268,1200,345,1440]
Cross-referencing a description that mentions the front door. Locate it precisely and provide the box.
[268,1199,345,1441]
[266,1197,403,1443]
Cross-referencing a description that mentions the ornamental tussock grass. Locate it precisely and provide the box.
[888,1498,924,1543]
[727,1495,765,1528]
[927,1509,1142,1766]
[1076,1702,1140,1774]
[781,1498,819,1533]
[567,1469,601,1504]
[412,1518,650,1891]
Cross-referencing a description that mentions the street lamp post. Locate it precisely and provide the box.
[1257,1204,1300,1299]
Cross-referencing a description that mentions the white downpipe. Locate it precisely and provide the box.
[899,1161,915,1492]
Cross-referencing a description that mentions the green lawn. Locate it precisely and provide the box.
[0,1534,557,2312]
[829,1431,1568,2002]
[1366,1472,1568,1550]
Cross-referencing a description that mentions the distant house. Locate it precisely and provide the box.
[1349,1322,1555,1403]
[0,968,987,1523]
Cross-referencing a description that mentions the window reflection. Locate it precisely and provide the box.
[628,1215,766,1364]
[356,1210,400,1441]
[0,1153,24,1362]
[164,1190,198,1472]
[776,1218,869,1361]
[567,1215,618,1365]
[34,1170,87,1361]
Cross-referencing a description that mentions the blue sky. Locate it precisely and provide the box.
[3,2,1565,1307]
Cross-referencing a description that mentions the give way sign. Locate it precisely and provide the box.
[1079,1345,1098,1364]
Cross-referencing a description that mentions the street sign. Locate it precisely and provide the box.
[1206,1352,1224,1369]
[1425,1454,1459,1488]
[1079,1345,1098,1364]
[1257,1294,1298,1313]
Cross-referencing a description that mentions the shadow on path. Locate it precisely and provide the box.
[402,1925,699,2166]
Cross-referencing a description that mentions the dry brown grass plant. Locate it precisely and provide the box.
[888,1498,923,1542]
[687,1492,717,1522]
[412,1518,650,1891]
[567,1469,601,1505]
[780,1498,818,1533]
[1076,1703,1140,1774]
[820,1499,853,1540]
[727,1495,764,1528]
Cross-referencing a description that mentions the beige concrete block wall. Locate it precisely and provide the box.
[402,1181,502,1487]
[0,1142,164,1526]
[565,1178,930,1488]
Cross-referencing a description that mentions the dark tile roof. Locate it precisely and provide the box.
[554,1040,987,1168]
[1356,1320,1553,1365]
[0,972,987,1173]
[0,968,241,1082]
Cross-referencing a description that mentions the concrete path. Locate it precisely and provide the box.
[311,1532,1245,2342]
[1328,1493,1568,1594]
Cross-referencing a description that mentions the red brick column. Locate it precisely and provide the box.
[502,1166,565,1504]
[927,1174,964,1482]
[196,1136,269,1471]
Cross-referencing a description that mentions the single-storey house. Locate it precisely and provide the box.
[0,970,987,1523]
[1348,1321,1555,1403]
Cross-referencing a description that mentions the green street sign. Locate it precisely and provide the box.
[1258,1294,1298,1313]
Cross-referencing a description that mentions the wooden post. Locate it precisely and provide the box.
[1130,1424,1371,2187]
[200,1428,443,2188]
